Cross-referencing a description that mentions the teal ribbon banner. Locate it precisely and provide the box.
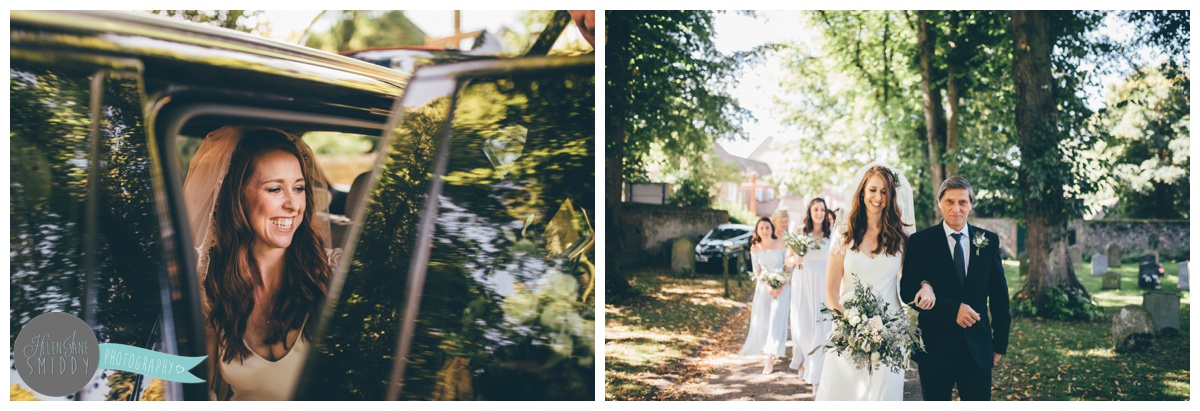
[98,343,206,383]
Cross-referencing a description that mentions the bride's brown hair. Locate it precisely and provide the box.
[842,165,909,256]
[204,129,330,363]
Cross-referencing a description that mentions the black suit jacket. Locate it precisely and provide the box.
[900,223,1011,371]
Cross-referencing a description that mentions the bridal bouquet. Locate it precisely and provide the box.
[749,268,788,290]
[812,273,924,374]
[784,232,819,257]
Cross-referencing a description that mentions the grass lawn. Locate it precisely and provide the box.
[604,267,754,400]
[992,259,1190,400]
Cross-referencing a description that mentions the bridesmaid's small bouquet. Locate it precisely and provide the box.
[784,232,819,257]
[812,273,924,374]
[749,268,788,290]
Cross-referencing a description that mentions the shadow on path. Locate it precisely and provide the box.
[661,290,926,401]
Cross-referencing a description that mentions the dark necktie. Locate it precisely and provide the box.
[951,233,966,285]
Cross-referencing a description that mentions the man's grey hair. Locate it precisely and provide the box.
[938,176,975,203]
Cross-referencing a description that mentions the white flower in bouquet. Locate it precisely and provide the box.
[868,316,884,332]
[755,268,788,289]
[810,273,925,375]
[784,232,820,257]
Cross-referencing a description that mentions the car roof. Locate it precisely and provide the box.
[341,47,493,71]
[11,10,410,96]
[717,224,755,231]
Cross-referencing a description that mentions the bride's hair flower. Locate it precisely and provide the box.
[890,169,904,188]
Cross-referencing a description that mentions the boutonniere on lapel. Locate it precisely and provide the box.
[972,232,989,256]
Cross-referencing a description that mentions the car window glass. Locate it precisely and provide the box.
[10,62,170,400]
[399,70,595,400]
[297,90,448,400]
[710,228,750,240]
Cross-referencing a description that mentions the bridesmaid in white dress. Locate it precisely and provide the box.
[739,217,795,374]
[816,164,914,401]
[787,198,833,390]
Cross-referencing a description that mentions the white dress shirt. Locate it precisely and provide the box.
[942,221,970,278]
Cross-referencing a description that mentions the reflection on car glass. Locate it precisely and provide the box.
[482,124,527,177]
[543,198,590,259]
[11,64,168,400]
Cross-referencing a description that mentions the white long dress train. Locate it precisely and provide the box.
[815,248,905,401]
[739,248,791,357]
[788,237,832,384]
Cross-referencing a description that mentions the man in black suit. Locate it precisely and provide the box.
[900,176,1011,401]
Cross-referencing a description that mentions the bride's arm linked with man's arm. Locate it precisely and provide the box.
[900,230,970,326]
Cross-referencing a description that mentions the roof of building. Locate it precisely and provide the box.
[715,143,771,176]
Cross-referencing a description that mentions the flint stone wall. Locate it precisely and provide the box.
[616,203,729,267]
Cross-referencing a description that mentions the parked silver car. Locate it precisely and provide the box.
[694,224,754,273]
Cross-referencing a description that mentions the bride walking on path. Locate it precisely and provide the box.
[788,198,833,390]
[816,163,916,401]
[740,217,796,374]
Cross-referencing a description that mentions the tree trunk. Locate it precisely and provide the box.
[945,11,962,179]
[917,11,946,222]
[606,16,636,298]
[1011,11,1089,313]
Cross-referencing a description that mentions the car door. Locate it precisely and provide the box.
[297,55,595,400]
[9,50,195,401]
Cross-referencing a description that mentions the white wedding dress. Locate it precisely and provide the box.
[739,248,790,357]
[788,236,831,384]
[815,246,905,401]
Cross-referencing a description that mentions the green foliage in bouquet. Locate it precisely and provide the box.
[812,273,924,375]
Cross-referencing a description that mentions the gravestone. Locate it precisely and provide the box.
[1178,261,1189,291]
[1102,269,1121,290]
[670,237,696,276]
[1106,243,1122,268]
[1142,249,1159,265]
[1113,305,1155,354]
[1091,253,1108,277]
[1142,291,1180,336]
[1069,245,1084,270]
[1137,254,1162,290]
